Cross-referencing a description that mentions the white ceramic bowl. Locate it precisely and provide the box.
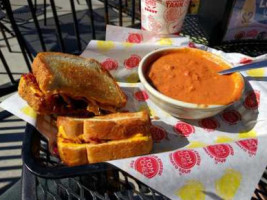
[138,47,244,119]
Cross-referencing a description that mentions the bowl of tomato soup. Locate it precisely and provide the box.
[138,47,244,119]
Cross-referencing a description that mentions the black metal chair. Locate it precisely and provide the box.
[0,0,142,103]
[1,0,141,66]
[0,10,12,52]
[0,0,15,52]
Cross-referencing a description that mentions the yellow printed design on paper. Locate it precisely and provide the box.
[138,105,156,117]
[247,68,265,77]
[122,42,134,48]
[161,110,171,118]
[187,141,207,149]
[238,129,257,139]
[96,41,115,51]
[126,73,139,83]
[127,82,138,87]
[216,136,233,144]
[216,169,242,200]
[158,38,173,46]
[176,180,205,200]
[21,106,37,118]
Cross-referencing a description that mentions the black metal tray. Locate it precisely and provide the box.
[22,124,267,200]
[22,124,119,178]
[22,124,171,199]
[22,162,171,200]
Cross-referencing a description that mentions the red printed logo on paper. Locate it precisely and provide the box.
[145,0,156,9]
[244,90,260,110]
[236,139,258,156]
[126,33,143,43]
[166,0,190,7]
[170,150,201,174]
[131,156,163,179]
[199,117,219,132]
[150,125,167,143]
[101,58,118,71]
[164,7,180,22]
[174,122,195,137]
[221,110,241,125]
[124,55,141,69]
[134,90,149,101]
[246,29,258,38]
[204,144,234,163]
[239,57,253,64]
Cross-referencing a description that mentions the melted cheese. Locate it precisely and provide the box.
[58,126,83,142]
[58,125,149,145]
[30,86,43,96]
[20,76,25,85]
[21,76,43,96]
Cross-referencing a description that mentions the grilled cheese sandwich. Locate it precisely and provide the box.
[57,111,153,166]
[18,52,127,115]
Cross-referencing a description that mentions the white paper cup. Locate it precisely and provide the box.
[141,0,190,34]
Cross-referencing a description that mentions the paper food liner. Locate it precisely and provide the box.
[2,25,267,200]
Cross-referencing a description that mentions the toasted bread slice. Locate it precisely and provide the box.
[18,74,95,116]
[32,52,127,109]
[57,111,151,141]
[18,73,49,114]
[57,132,153,166]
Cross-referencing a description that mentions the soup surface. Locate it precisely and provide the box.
[146,49,243,105]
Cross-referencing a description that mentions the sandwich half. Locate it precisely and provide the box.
[57,111,153,166]
[57,110,151,142]
[18,52,127,115]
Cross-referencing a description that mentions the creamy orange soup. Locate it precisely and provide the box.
[146,48,243,105]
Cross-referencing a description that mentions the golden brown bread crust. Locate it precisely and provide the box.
[31,52,53,93]
[57,139,88,166]
[18,74,95,116]
[57,111,151,141]
[57,117,84,142]
[57,132,153,166]
[18,74,49,114]
[32,52,127,110]
[86,136,153,163]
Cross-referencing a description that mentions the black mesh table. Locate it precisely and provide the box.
[21,15,267,200]
[181,15,267,57]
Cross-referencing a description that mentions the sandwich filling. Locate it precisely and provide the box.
[18,52,127,115]
[57,123,153,165]
[59,126,149,144]
[20,73,114,116]
[58,125,149,144]
[56,111,153,165]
